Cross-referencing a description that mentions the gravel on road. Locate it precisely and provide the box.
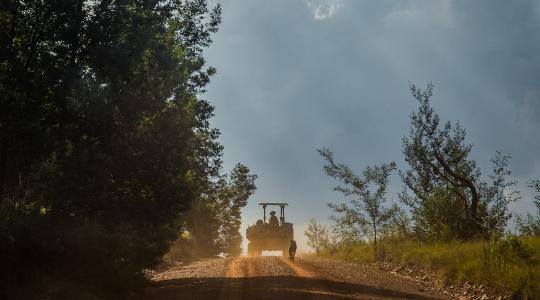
[145,256,453,300]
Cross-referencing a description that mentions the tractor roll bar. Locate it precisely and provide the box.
[259,202,288,225]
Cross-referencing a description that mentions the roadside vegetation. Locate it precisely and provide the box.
[307,84,540,299]
[318,237,540,298]
[0,1,256,299]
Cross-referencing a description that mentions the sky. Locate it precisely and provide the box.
[203,0,540,253]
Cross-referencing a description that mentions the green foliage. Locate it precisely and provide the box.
[318,148,397,259]
[517,214,540,236]
[0,0,246,298]
[380,203,412,239]
[305,218,330,255]
[315,83,536,298]
[517,180,540,236]
[482,152,521,236]
[171,163,257,259]
[213,163,258,257]
[400,83,519,241]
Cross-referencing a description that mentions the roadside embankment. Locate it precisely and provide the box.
[319,236,540,299]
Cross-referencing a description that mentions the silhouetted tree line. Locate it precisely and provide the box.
[0,0,255,298]
[314,83,540,258]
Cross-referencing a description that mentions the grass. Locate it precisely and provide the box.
[320,236,540,299]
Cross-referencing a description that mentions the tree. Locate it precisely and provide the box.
[305,219,330,255]
[319,148,396,259]
[380,203,412,239]
[517,180,540,236]
[400,83,518,240]
[481,152,520,236]
[215,163,257,256]
[0,0,226,296]
[183,163,257,258]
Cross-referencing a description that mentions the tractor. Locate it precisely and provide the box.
[246,202,294,257]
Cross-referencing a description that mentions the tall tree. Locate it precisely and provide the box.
[400,83,518,240]
[319,148,396,259]
[0,0,225,296]
[216,164,257,256]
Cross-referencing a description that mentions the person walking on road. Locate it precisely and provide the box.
[289,240,297,261]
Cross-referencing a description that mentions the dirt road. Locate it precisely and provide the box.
[146,256,450,299]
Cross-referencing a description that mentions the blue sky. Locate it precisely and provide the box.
[203,0,540,252]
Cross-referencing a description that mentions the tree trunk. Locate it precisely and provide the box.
[469,186,481,236]
[373,222,378,261]
[433,150,482,237]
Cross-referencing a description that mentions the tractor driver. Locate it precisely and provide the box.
[268,211,279,225]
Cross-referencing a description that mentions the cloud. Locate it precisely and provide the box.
[305,0,343,20]
[206,0,540,244]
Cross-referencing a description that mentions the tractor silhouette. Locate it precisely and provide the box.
[246,202,294,257]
